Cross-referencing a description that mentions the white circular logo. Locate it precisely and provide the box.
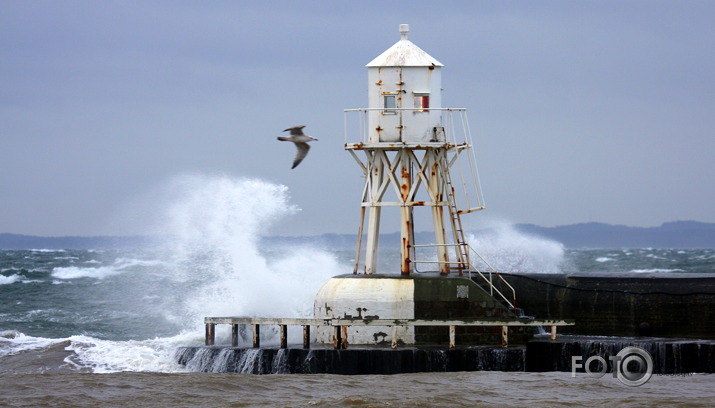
[615,347,654,387]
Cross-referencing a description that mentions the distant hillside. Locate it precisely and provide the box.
[2,221,714,250]
[513,221,715,248]
[0,234,159,250]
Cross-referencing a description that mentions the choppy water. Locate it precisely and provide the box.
[1,371,713,408]
[1,176,714,406]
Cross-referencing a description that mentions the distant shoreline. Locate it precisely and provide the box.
[2,221,714,250]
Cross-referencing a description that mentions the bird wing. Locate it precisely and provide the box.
[284,125,306,136]
[291,142,311,169]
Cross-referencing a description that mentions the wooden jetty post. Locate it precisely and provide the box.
[252,324,260,348]
[205,323,215,346]
[303,325,310,349]
[231,324,239,347]
[280,324,288,348]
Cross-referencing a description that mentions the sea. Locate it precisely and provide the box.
[1,176,714,407]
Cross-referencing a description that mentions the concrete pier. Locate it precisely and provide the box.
[526,335,715,374]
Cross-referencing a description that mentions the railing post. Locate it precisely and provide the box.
[252,324,260,348]
[449,325,456,349]
[280,324,288,349]
[205,323,215,346]
[391,326,398,349]
[231,324,239,347]
[333,325,342,349]
[341,326,349,349]
[501,326,508,348]
[303,325,310,349]
[550,325,557,340]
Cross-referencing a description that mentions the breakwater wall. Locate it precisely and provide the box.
[527,335,715,374]
[176,335,715,374]
[496,272,715,338]
[175,345,525,374]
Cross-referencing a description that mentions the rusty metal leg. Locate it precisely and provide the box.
[391,326,398,349]
[550,325,557,340]
[231,324,239,347]
[354,207,366,274]
[449,325,456,349]
[205,323,215,346]
[501,326,508,348]
[253,324,260,348]
[280,324,287,349]
[303,325,310,349]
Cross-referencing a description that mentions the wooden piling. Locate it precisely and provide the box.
[303,325,310,349]
[341,326,349,349]
[231,324,239,347]
[205,323,215,346]
[333,325,341,349]
[280,324,288,348]
[252,324,260,348]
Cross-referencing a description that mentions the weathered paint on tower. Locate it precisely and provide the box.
[344,24,485,277]
[312,25,510,347]
[366,24,445,143]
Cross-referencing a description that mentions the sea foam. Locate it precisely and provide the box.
[0,274,21,285]
[466,223,565,274]
[51,258,165,280]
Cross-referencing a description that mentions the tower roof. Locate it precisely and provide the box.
[366,24,444,68]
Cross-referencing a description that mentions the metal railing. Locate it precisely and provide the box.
[343,108,472,147]
[410,242,517,310]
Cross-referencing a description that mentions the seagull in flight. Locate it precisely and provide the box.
[277,125,318,169]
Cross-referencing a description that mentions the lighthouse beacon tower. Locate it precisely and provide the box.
[314,25,519,346]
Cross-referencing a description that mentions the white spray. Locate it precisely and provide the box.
[466,222,565,274]
[62,174,347,372]
[154,175,345,331]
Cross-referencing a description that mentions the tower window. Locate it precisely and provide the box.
[414,94,429,112]
[383,94,397,114]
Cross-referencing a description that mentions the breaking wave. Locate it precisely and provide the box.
[466,223,565,274]
[1,175,348,373]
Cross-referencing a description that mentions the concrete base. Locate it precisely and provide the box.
[176,345,525,374]
[313,273,530,346]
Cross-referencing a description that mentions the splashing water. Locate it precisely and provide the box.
[155,175,344,334]
[466,223,565,274]
[0,175,347,372]
[123,174,345,366]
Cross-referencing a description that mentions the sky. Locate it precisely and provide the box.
[1,0,714,237]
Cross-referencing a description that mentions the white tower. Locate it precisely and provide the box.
[366,24,444,144]
[346,24,484,276]
[314,25,514,347]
